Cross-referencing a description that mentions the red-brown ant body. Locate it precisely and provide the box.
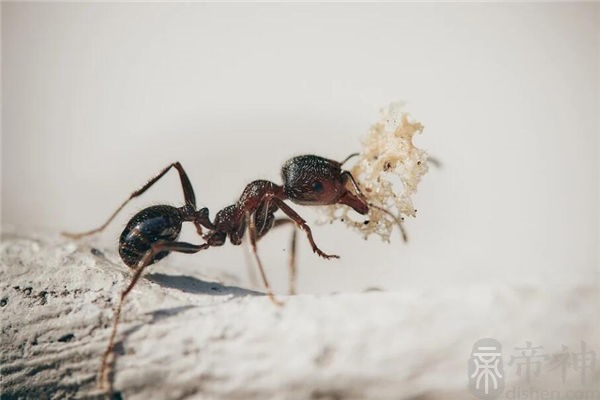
[64,153,391,390]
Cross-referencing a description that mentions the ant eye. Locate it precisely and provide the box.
[312,181,324,192]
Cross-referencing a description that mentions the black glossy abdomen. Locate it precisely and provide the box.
[118,205,182,267]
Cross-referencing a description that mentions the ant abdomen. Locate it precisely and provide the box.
[118,205,183,267]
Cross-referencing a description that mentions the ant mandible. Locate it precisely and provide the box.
[64,153,399,390]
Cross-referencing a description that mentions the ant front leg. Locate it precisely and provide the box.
[272,198,339,260]
[99,240,209,392]
[63,162,197,239]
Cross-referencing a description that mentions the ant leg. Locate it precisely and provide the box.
[193,221,204,236]
[63,162,196,239]
[341,171,408,242]
[288,228,298,295]
[272,219,298,295]
[98,240,209,391]
[368,203,409,243]
[272,198,339,260]
[245,211,284,306]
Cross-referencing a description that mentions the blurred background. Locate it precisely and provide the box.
[2,3,598,294]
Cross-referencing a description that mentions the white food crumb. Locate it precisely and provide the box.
[319,102,429,242]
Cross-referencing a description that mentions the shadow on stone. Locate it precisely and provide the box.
[146,305,198,321]
[145,273,262,297]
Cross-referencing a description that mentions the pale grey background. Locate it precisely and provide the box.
[2,3,598,294]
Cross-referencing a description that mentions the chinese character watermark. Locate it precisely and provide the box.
[572,340,596,385]
[468,338,597,400]
[469,338,505,399]
[547,344,571,383]
[508,341,549,383]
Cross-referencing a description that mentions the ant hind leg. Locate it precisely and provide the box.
[63,162,196,239]
[98,240,209,392]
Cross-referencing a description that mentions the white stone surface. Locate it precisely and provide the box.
[1,232,598,399]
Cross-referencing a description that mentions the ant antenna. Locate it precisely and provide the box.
[427,156,442,168]
[340,153,360,166]
[368,202,408,243]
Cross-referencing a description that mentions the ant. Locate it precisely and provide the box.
[63,153,404,391]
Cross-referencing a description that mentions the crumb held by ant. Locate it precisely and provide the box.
[319,102,429,241]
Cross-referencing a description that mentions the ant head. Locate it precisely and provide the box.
[281,155,368,214]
